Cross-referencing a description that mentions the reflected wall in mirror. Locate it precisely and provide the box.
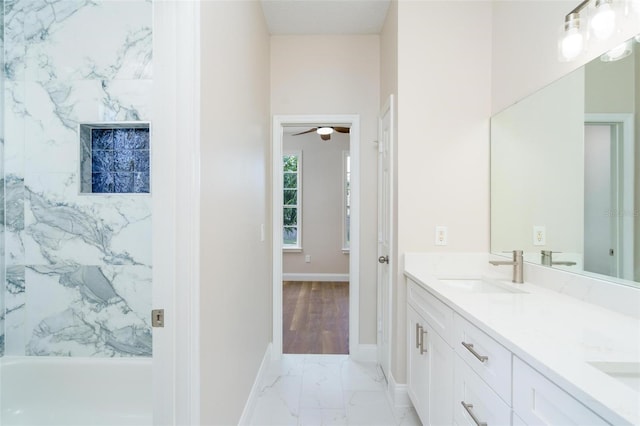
[491,35,639,286]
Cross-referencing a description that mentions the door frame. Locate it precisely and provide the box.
[272,114,361,358]
[153,2,201,425]
[584,113,634,280]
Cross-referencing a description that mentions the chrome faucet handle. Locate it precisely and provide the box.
[490,249,524,283]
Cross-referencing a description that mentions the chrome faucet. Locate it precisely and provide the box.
[489,250,524,283]
[540,250,577,267]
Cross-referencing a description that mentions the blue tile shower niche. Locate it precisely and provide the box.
[80,123,150,194]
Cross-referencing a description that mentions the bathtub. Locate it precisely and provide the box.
[1,356,152,426]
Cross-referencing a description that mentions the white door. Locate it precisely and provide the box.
[377,95,394,380]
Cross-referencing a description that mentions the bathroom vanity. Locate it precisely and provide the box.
[404,253,640,426]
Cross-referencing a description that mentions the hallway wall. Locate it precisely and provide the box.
[199,1,272,424]
[393,0,493,383]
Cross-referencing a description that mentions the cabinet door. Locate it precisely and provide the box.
[453,354,511,426]
[425,320,453,426]
[512,357,609,425]
[407,305,429,422]
[408,305,454,426]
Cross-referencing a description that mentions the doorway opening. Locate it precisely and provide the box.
[584,113,634,280]
[272,115,360,359]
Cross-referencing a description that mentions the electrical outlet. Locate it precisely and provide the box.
[305,255,311,263]
[435,226,448,246]
[533,226,546,246]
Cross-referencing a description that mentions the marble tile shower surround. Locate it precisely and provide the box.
[0,0,5,358]
[2,0,152,357]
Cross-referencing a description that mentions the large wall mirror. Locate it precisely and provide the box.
[491,35,639,288]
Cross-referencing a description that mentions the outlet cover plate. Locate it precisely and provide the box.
[435,226,448,246]
[533,226,546,246]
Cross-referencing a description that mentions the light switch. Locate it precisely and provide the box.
[305,255,311,263]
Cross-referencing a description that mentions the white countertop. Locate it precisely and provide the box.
[404,253,640,425]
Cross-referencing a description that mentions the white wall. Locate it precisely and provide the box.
[271,35,380,343]
[394,1,492,382]
[199,2,271,424]
[636,46,639,282]
[283,131,350,275]
[492,0,640,113]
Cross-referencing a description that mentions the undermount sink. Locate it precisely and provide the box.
[589,362,640,393]
[437,277,528,294]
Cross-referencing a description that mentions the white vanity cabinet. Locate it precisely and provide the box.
[405,273,615,426]
[454,353,511,426]
[407,279,453,425]
[453,314,512,426]
[512,357,609,425]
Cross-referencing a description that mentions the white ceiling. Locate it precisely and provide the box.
[260,0,391,35]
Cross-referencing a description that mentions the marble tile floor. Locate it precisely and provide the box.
[249,354,422,426]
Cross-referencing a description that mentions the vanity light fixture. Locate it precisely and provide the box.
[560,0,590,60]
[591,0,617,40]
[316,127,334,135]
[560,0,623,61]
[600,38,633,61]
[561,12,585,60]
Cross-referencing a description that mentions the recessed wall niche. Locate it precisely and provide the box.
[80,123,150,194]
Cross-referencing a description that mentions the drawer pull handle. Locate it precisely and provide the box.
[461,401,487,426]
[420,328,428,355]
[461,342,489,362]
[416,324,422,349]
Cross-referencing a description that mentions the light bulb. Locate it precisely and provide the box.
[601,39,633,61]
[562,27,584,59]
[316,127,333,135]
[591,1,616,40]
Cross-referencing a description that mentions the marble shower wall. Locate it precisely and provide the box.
[0,0,5,358]
[2,0,152,357]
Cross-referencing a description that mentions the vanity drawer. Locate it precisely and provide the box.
[513,357,609,425]
[407,278,453,345]
[453,313,511,404]
[454,354,511,426]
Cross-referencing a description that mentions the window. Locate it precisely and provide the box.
[283,151,301,248]
[342,151,351,251]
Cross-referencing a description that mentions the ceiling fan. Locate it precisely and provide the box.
[292,126,350,141]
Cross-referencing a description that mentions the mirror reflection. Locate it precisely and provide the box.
[491,35,639,286]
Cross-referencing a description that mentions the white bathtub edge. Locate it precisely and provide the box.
[1,355,151,366]
[237,342,273,426]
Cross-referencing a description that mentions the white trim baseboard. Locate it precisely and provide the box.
[387,372,412,408]
[238,343,273,426]
[282,273,350,282]
[350,344,377,362]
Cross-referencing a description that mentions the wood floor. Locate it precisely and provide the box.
[282,281,349,355]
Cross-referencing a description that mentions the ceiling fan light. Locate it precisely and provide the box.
[317,127,334,135]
